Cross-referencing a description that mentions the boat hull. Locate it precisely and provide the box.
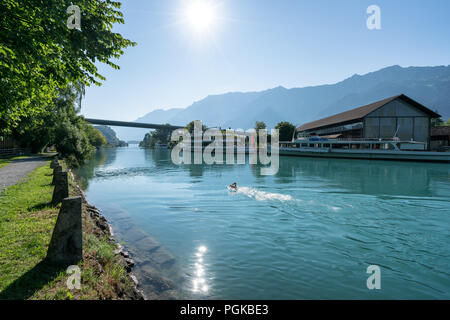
[279,148,450,163]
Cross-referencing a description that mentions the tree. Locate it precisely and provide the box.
[154,124,173,144]
[11,84,102,167]
[254,121,268,146]
[431,117,444,127]
[255,121,267,131]
[85,125,107,148]
[275,121,296,141]
[139,133,154,148]
[94,125,127,147]
[53,116,95,168]
[186,121,207,134]
[139,124,173,148]
[46,85,96,167]
[0,0,136,134]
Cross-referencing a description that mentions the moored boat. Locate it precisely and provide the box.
[279,138,450,162]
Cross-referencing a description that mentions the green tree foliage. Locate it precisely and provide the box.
[0,0,136,133]
[185,121,207,134]
[254,121,268,145]
[275,121,296,141]
[53,116,95,168]
[12,84,106,167]
[139,124,173,148]
[139,133,156,149]
[85,125,107,148]
[94,125,126,146]
[255,121,267,131]
[431,117,444,127]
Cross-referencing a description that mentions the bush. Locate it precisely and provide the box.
[85,125,107,148]
[275,121,296,141]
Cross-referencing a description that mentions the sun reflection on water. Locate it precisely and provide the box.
[192,245,209,294]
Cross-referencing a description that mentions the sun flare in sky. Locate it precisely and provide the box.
[184,0,219,35]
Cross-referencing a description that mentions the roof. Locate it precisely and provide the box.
[297,94,441,132]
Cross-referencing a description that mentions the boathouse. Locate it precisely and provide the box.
[296,94,440,149]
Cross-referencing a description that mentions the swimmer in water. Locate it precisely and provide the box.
[229,182,237,190]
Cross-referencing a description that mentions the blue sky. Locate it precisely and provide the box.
[82,0,450,121]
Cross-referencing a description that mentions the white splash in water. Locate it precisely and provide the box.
[327,205,341,212]
[234,187,293,202]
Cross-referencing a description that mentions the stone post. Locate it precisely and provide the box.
[46,196,83,265]
[52,171,69,205]
[51,165,62,185]
[50,159,59,169]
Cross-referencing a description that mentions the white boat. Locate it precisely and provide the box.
[279,138,450,163]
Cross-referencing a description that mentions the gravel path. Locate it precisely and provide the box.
[0,155,55,193]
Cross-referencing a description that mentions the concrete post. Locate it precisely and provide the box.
[50,159,59,169]
[51,165,62,185]
[52,171,69,205]
[46,196,83,265]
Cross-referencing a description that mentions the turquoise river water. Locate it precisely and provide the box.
[75,146,450,299]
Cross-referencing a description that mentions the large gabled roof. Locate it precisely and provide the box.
[297,94,441,132]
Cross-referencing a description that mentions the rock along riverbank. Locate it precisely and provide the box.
[70,170,183,300]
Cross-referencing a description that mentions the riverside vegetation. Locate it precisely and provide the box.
[0,2,137,298]
[0,159,141,300]
[0,0,135,167]
[138,120,297,149]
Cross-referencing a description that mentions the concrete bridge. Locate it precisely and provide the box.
[85,118,184,130]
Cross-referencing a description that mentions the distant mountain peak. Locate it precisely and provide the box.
[381,64,402,70]
[115,64,450,141]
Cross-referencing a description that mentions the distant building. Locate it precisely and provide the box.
[296,94,440,149]
[430,126,450,151]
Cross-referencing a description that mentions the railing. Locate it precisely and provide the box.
[0,148,29,158]
[437,146,450,152]
[0,138,15,149]
[295,137,424,143]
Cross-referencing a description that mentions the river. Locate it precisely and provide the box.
[75,146,450,299]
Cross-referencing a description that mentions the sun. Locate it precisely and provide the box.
[186,0,217,33]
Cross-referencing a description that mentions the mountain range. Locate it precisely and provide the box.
[115,65,450,141]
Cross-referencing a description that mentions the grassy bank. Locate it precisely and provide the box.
[0,160,136,300]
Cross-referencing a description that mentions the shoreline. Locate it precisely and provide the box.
[69,170,146,300]
[69,170,182,300]
[1,159,147,300]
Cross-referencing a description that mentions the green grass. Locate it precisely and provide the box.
[0,163,60,298]
[0,160,134,300]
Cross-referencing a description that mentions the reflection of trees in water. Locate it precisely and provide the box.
[250,162,265,179]
[275,156,449,196]
[188,164,204,177]
[144,148,205,177]
[145,149,242,178]
[74,148,111,189]
[101,147,118,166]
[144,149,176,169]
[77,148,448,197]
